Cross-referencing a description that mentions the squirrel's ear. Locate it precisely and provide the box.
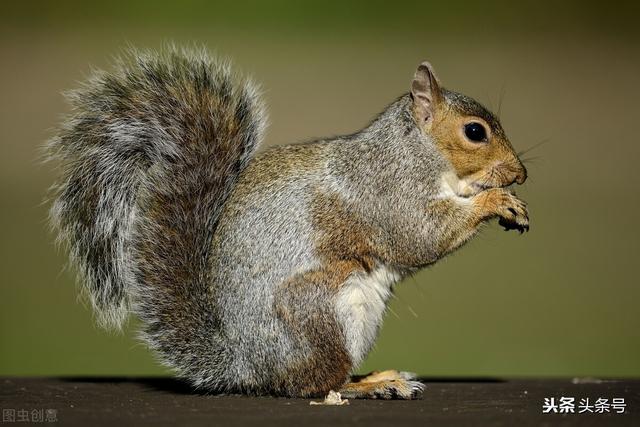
[411,61,442,124]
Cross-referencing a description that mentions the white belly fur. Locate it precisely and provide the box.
[335,265,401,368]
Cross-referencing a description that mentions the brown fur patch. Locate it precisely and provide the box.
[310,190,377,274]
[273,269,353,396]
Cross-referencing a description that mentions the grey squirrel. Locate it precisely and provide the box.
[48,47,529,399]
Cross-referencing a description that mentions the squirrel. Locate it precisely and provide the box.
[48,46,528,399]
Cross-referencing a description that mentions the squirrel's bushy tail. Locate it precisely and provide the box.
[48,47,266,365]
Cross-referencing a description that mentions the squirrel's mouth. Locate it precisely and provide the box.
[442,170,514,198]
[468,179,516,195]
[470,182,495,192]
[462,165,523,197]
[456,175,513,197]
[461,181,500,197]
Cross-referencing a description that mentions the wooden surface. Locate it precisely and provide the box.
[1,377,638,426]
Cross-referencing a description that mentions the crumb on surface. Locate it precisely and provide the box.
[571,377,603,384]
[309,390,349,406]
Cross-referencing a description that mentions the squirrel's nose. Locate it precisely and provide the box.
[515,164,527,185]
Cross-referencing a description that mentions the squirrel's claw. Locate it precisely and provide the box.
[498,216,529,234]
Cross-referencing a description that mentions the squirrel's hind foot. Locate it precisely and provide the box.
[339,370,424,400]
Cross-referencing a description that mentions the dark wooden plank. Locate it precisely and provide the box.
[1,377,638,426]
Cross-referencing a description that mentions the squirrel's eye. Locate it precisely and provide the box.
[464,122,488,143]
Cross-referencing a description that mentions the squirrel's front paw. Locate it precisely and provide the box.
[477,188,529,233]
[496,192,529,233]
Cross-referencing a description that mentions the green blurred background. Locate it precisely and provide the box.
[1,0,639,378]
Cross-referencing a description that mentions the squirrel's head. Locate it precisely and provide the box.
[410,61,527,196]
